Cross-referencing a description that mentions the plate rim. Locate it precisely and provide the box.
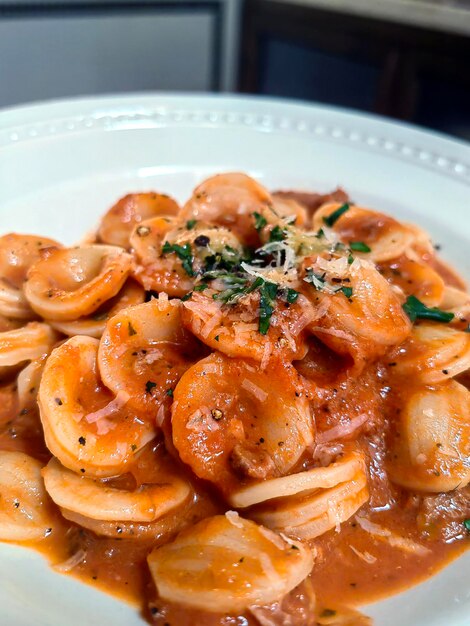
[1,92,469,186]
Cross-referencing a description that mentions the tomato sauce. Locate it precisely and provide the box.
[0,356,468,625]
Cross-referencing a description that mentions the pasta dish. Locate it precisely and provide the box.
[0,173,468,625]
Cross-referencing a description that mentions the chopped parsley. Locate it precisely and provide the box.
[259,281,278,335]
[340,286,353,298]
[349,241,371,252]
[285,288,299,304]
[186,219,197,230]
[464,519,470,532]
[161,241,194,276]
[253,212,267,231]
[193,283,208,292]
[145,381,157,394]
[403,295,454,323]
[269,225,287,242]
[347,253,354,264]
[166,388,174,397]
[323,203,349,227]
[181,292,192,301]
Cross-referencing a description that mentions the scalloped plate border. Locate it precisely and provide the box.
[1,93,469,184]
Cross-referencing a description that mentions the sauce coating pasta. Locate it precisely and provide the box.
[0,174,468,626]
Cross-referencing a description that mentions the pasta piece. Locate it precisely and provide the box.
[0,322,58,380]
[131,216,195,297]
[172,352,314,494]
[24,244,133,321]
[0,450,55,541]
[97,192,180,248]
[147,514,314,612]
[43,457,191,522]
[251,469,368,540]
[440,285,470,324]
[179,172,272,247]
[17,354,48,412]
[230,452,364,508]
[131,217,244,297]
[61,495,206,541]
[378,255,445,307]
[390,323,470,383]
[271,194,308,228]
[47,279,145,338]
[38,335,156,477]
[312,204,415,263]
[98,297,201,416]
[181,290,311,364]
[387,381,470,492]
[0,233,62,319]
[303,257,411,367]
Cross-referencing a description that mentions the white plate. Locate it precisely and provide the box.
[0,94,469,626]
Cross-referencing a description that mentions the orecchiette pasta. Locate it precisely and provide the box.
[98,297,201,416]
[39,335,156,477]
[97,192,180,248]
[251,467,368,540]
[303,256,411,367]
[0,450,55,541]
[0,234,61,319]
[390,323,470,383]
[179,172,272,247]
[43,457,191,522]
[387,381,470,492]
[147,513,314,612]
[1,174,469,626]
[47,278,145,338]
[0,322,57,380]
[229,452,365,508]
[24,245,133,321]
[172,352,314,494]
[312,204,416,263]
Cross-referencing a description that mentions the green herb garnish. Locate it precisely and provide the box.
[253,212,267,231]
[269,225,286,242]
[161,241,194,276]
[186,219,197,230]
[145,381,157,394]
[349,241,371,252]
[464,519,470,532]
[194,283,208,292]
[259,281,278,335]
[166,388,174,397]
[286,288,299,303]
[323,203,349,227]
[403,295,454,323]
[340,286,353,298]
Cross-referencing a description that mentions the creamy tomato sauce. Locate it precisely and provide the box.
[0,359,467,625]
[1,181,469,626]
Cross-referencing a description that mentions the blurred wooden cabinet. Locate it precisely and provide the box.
[0,0,241,108]
[240,0,470,139]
